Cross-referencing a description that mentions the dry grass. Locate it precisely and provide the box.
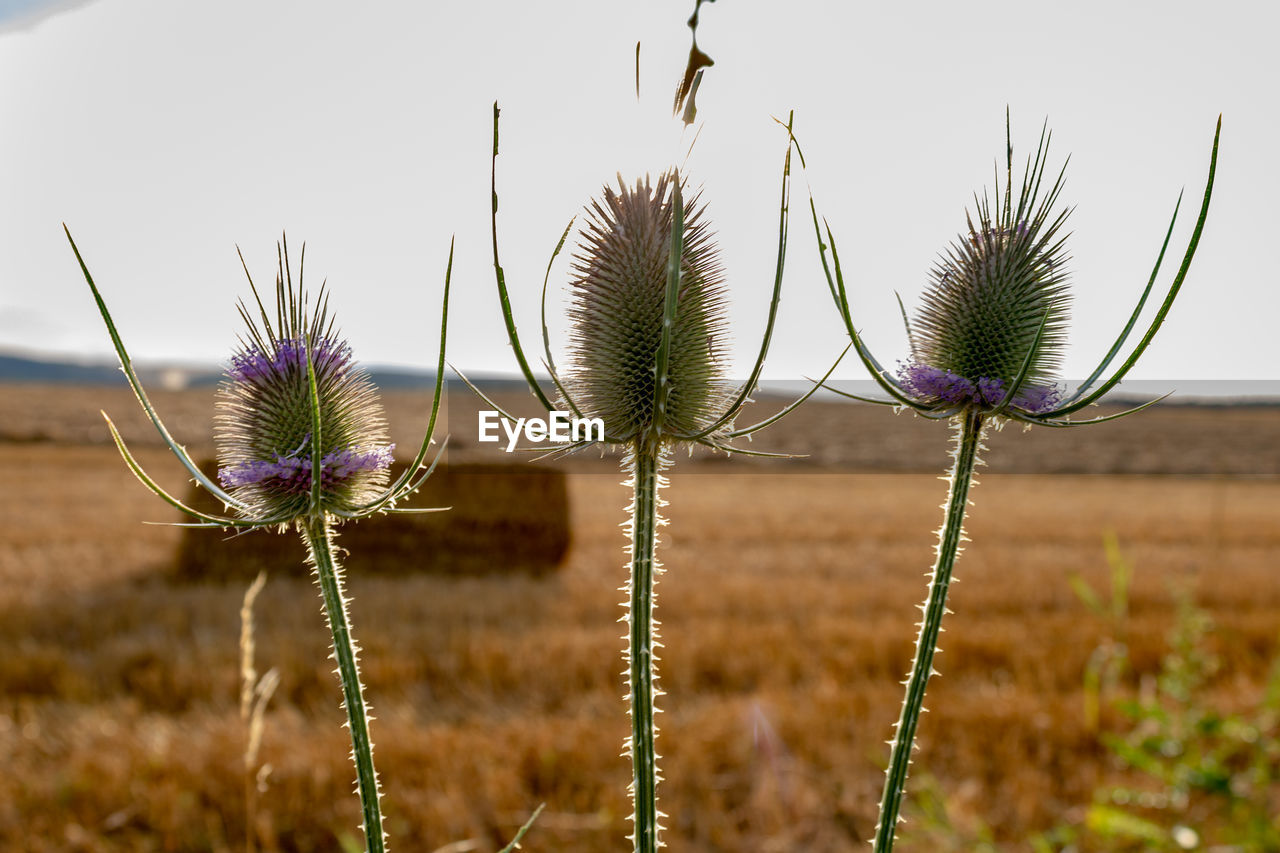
[2,383,1278,851]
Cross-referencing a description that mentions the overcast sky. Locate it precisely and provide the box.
[1,0,1274,388]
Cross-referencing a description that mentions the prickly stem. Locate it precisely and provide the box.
[301,515,386,853]
[625,441,665,852]
[873,407,985,851]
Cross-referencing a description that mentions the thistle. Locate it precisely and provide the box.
[471,104,835,853]
[216,273,397,522]
[802,114,1220,851]
[564,171,733,446]
[65,230,453,853]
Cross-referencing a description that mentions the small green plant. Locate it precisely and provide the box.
[793,113,1221,851]
[1070,532,1135,733]
[898,773,1001,852]
[900,536,1280,852]
[474,105,834,853]
[66,231,451,852]
[1069,545,1280,852]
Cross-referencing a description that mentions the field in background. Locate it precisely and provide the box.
[3,383,1278,851]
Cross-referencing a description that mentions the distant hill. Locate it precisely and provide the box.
[2,350,1275,402]
[0,350,454,391]
[0,351,234,389]
[0,353,131,385]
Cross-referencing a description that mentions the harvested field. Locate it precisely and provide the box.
[2,382,1277,851]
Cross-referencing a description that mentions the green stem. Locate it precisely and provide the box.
[626,443,663,853]
[873,408,985,852]
[300,515,386,853]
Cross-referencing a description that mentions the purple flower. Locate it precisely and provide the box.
[899,363,977,405]
[218,436,395,495]
[898,362,1060,414]
[228,337,353,383]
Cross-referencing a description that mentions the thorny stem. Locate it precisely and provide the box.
[625,442,665,853]
[301,515,386,853]
[873,407,985,852]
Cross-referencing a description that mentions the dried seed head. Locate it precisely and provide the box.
[902,132,1072,414]
[215,244,393,521]
[564,172,732,443]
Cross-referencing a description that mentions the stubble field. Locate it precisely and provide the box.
[2,382,1278,851]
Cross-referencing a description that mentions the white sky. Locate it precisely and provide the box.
[1,0,1274,385]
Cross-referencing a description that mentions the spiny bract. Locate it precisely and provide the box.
[215,246,393,521]
[564,171,732,444]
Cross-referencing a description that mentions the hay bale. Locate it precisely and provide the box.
[173,460,570,580]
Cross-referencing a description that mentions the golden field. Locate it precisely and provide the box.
[2,382,1278,852]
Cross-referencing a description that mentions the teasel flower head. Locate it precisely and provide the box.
[816,112,1221,428]
[899,180,1072,416]
[215,248,395,521]
[65,229,453,530]
[563,171,733,447]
